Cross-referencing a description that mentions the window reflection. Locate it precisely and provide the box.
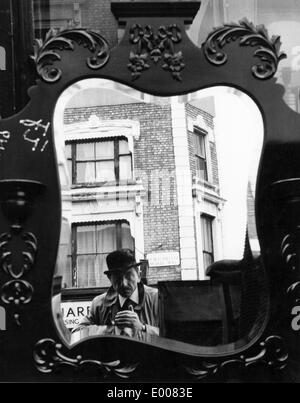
[53,80,264,346]
[201,214,214,271]
[65,139,132,185]
[194,127,208,181]
[57,222,134,289]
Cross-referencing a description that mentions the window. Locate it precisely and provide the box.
[33,0,80,40]
[33,0,50,40]
[66,138,132,185]
[194,127,208,181]
[201,214,214,270]
[67,222,134,288]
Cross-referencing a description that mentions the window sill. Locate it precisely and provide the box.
[64,180,145,202]
[193,177,219,193]
[71,179,137,189]
[192,178,226,206]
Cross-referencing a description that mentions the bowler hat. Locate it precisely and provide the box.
[104,249,141,275]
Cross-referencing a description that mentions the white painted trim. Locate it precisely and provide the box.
[192,182,226,206]
[193,188,225,279]
[64,117,140,157]
[171,99,198,280]
[188,0,210,46]
[64,117,140,137]
[62,182,144,201]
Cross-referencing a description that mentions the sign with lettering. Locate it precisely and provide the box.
[61,301,91,329]
[291,306,300,331]
[147,251,180,267]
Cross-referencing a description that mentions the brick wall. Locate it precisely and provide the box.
[45,0,200,48]
[46,0,118,47]
[185,103,219,187]
[80,0,118,47]
[64,102,181,284]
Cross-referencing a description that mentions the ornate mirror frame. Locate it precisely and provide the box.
[0,2,299,383]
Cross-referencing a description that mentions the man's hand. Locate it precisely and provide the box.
[114,307,144,332]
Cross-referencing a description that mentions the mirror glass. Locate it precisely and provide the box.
[52,79,264,348]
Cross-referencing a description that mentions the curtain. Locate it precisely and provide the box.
[75,223,134,288]
[95,160,115,182]
[119,156,132,180]
[194,132,206,157]
[76,142,95,183]
[96,224,116,287]
[201,216,213,252]
[77,225,96,287]
[76,224,116,288]
[119,140,132,181]
[95,141,115,182]
[71,141,133,183]
[77,161,95,183]
[121,223,134,250]
[96,141,114,159]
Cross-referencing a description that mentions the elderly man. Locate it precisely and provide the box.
[73,249,159,339]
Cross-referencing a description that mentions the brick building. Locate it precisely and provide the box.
[33,0,119,47]
[55,80,228,291]
[26,2,262,329]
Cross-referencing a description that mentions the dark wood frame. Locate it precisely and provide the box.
[0,4,299,382]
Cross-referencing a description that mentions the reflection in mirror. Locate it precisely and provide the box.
[52,79,264,348]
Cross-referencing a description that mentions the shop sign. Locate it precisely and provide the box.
[61,301,91,329]
[147,251,180,267]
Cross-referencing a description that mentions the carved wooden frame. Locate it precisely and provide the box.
[0,10,299,382]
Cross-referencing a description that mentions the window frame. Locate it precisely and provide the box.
[200,213,215,271]
[193,126,208,182]
[66,137,133,186]
[69,221,134,288]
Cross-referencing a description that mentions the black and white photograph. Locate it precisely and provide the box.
[0,0,300,387]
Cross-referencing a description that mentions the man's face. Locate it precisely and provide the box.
[108,267,140,298]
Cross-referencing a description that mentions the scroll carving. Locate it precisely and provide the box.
[0,232,37,326]
[32,28,110,83]
[34,339,138,379]
[281,230,300,310]
[204,18,286,80]
[185,335,288,380]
